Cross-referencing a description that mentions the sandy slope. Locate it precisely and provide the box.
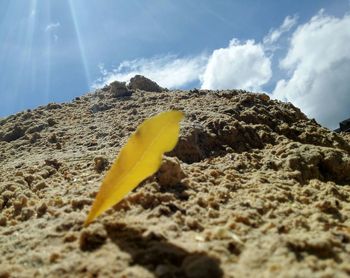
[1,81,350,277]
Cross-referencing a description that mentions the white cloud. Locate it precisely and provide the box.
[92,10,350,129]
[45,22,60,32]
[263,15,298,45]
[92,55,207,89]
[200,39,272,91]
[94,40,272,92]
[273,11,350,128]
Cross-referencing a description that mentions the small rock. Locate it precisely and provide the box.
[20,208,35,221]
[1,125,25,142]
[29,132,41,143]
[34,181,47,191]
[0,216,7,226]
[49,252,60,263]
[71,198,92,210]
[156,157,185,187]
[94,156,109,173]
[45,159,62,170]
[24,175,35,186]
[1,190,14,207]
[109,81,132,98]
[13,195,28,213]
[48,133,58,143]
[91,102,113,113]
[36,202,48,217]
[64,232,78,243]
[128,75,163,92]
[46,103,62,110]
[26,123,47,134]
[185,217,204,231]
[15,171,24,177]
[47,118,57,126]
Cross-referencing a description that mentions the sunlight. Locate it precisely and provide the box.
[68,0,91,86]
[4,0,39,105]
[28,0,38,91]
[45,0,51,101]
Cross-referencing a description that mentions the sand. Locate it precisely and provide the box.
[1,83,350,277]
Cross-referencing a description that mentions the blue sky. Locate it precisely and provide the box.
[0,0,349,129]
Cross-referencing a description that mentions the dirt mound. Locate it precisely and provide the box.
[1,83,350,277]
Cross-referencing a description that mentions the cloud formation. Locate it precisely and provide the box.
[94,11,350,129]
[263,15,298,45]
[92,55,207,89]
[201,39,272,91]
[273,11,350,128]
[94,40,272,92]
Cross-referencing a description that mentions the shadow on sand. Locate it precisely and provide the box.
[104,222,223,278]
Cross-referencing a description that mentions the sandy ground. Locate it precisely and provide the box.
[1,81,350,277]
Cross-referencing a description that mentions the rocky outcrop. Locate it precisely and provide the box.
[102,80,133,98]
[128,75,163,92]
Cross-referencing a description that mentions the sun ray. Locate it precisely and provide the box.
[0,0,39,109]
[44,0,52,102]
[0,1,26,69]
[23,0,38,94]
[68,0,91,86]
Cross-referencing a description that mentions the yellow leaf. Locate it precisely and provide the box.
[84,110,184,226]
